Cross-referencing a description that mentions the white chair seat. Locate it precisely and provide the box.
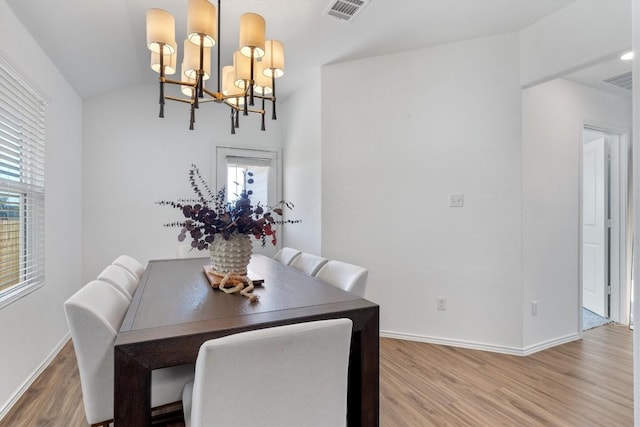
[315,260,369,297]
[289,252,328,276]
[182,319,353,427]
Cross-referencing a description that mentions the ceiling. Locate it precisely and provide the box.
[6,0,628,101]
[564,55,632,98]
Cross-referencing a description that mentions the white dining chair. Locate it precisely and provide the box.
[64,280,194,427]
[112,254,145,281]
[315,260,369,297]
[272,246,301,266]
[182,318,353,427]
[289,252,328,276]
[97,264,138,300]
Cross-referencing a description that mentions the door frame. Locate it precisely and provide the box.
[579,121,631,334]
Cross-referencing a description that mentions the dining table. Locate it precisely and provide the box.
[114,254,379,426]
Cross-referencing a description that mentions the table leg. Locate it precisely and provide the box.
[348,307,380,426]
[114,346,151,426]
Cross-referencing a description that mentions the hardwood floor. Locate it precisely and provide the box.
[0,324,632,426]
[0,340,184,427]
[0,340,86,427]
[381,324,633,426]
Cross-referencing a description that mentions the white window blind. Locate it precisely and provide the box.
[0,57,45,307]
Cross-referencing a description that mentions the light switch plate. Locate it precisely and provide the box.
[449,193,464,207]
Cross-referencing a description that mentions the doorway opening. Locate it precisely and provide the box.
[581,125,631,331]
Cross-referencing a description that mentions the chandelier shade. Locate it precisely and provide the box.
[222,65,245,104]
[146,9,176,54]
[145,0,284,132]
[183,39,211,80]
[239,13,265,58]
[187,0,217,47]
[151,40,177,75]
[263,40,285,78]
[253,61,273,96]
[181,62,198,96]
[233,50,252,87]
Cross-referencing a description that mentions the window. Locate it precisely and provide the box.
[0,57,45,308]
[216,147,280,255]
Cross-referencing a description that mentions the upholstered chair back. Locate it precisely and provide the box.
[97,264,138,300]
[315,260,369,297]
[272,247,301,266]
[112,254,145,281]
[64,280,195,426]
[64,280,130,424]
[289,252,328,276]
[182,319,353,427]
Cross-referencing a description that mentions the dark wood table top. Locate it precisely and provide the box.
[118,255,374,347]
[124,254,363,325]
[114,254,379,426]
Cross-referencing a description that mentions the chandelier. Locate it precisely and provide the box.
[145,0,285,133]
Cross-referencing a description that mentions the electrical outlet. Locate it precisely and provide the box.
[449,193,464,207]
[437,297,446,311]
[531,300,538,316]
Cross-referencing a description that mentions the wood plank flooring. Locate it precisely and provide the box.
[381,324,633,426]
[0,340,87,427]
[0,323,632,426]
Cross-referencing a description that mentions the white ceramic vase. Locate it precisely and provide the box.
[209,232,252,275]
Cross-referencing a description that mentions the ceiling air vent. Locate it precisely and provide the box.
[603,71,632,91]
[323,0,370,22]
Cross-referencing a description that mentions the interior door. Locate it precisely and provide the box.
[582,137,609,317]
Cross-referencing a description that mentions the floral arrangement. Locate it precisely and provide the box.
[157,164,298,249]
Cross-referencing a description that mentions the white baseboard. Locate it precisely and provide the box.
[521,332,581,355]
[0,333,71,421]
[380,330,581,356]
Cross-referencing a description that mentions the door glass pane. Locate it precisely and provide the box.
[226,159,271,209]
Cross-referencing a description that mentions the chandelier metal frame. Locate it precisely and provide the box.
[146,0,284,133]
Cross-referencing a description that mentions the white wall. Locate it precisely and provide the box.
[281,69,322,254]
[520,0,631,87]
[521,78,631,349]
[321,33,525,352]
[0,0,634,418]
[82,83,284,283]
[0,1,83,415]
